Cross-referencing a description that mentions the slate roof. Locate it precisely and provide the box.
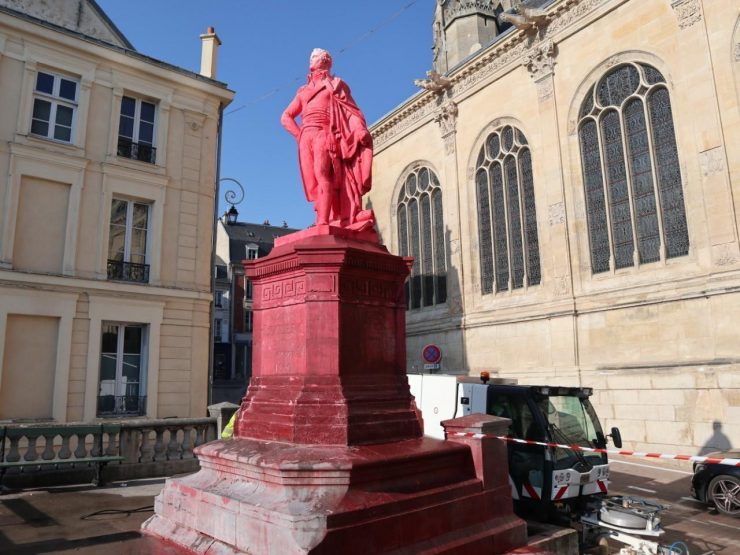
[223,221,300,263]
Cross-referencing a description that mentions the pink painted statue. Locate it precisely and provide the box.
[281,48,375,230]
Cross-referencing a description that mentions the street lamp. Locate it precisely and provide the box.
[220,177,244,225]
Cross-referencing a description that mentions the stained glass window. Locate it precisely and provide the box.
[578,62,689,273]
[396,166,447,309]
[475,125,540,294]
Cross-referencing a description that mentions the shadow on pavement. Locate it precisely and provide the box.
[0,530,142,555]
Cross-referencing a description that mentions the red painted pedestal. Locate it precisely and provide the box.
[142,227,526,554]
[234,225,422,445]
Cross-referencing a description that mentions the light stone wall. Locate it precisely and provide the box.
[0,8,233,422]
[369,0,740,454]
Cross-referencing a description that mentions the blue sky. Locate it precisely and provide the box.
[97,1,433,229]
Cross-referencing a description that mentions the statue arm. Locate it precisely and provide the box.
[281,95,302,139]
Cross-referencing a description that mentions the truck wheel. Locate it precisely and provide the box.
[708,475,740,516]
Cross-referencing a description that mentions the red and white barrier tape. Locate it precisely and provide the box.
[450,432,740,467]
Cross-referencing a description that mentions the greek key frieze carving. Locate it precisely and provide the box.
[261,278,306,301]
[339,278,398,302]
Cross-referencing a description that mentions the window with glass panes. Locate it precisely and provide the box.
[107,198,150,283]
[31,71,78,143]
[475,125,541,294]
[117,96,157,163]
[396,166,447,309]
[578,63,689,273]
[97,323,147,416]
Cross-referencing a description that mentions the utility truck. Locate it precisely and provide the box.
[408,373,683,555]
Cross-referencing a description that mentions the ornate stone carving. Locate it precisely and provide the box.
[372,0,611,150]
[670,0,702,30]
[434,100,459,155]
[414,70,453,93]
[699,147,725,177]
[523,39,556,81]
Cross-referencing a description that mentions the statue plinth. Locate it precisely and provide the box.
[142,229,526,554]
[234,228,421,445]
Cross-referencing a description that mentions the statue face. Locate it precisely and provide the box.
[309,49,331,71]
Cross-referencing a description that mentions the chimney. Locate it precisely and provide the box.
[199,26,221,79]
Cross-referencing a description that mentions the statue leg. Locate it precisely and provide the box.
[312,131,336,226]
[298,132,320,223]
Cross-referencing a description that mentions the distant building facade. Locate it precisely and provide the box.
[0,0,233,422]
[212,218,297,404]
[368,0,740,454]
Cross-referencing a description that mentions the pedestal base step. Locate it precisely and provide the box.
[142,437,526,554]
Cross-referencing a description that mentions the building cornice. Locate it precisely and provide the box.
[0,269,213,301]
[0,7,234,102]
[371,0,622,152]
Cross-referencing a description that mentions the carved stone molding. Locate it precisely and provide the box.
[372,0,611,150]
[670,0,702,30]
[523,39,556,81]
[434,100,459,155]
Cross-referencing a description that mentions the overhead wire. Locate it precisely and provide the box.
[224,0,419,116]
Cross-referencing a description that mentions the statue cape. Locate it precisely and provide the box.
[297,77,373,222]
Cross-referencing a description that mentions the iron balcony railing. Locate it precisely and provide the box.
[97,395,147,417]
[117,137,157,164]
[107,259,150,283]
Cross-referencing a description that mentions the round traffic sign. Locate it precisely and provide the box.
[422,344,442,364]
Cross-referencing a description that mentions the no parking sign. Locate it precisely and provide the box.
[422,344,441,371]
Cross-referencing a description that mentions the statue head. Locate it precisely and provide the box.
[309,48,332,72]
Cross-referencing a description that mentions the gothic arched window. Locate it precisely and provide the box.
[475,125,541,294]
[578,62,689,273]
[397,166,446,309]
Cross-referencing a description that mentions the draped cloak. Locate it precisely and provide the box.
[296,76,373,224]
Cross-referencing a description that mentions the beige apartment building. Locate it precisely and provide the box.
[0,1,233,422]
[369,0,740,454]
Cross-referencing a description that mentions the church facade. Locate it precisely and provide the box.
[368,0,740,454]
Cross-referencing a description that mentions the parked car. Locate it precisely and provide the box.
[691,449,740,517]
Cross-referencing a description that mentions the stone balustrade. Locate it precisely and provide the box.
[0,417,217,488]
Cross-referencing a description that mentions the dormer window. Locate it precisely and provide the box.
[246,245,258,260]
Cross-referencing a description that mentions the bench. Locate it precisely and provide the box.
[0,423,124,491]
